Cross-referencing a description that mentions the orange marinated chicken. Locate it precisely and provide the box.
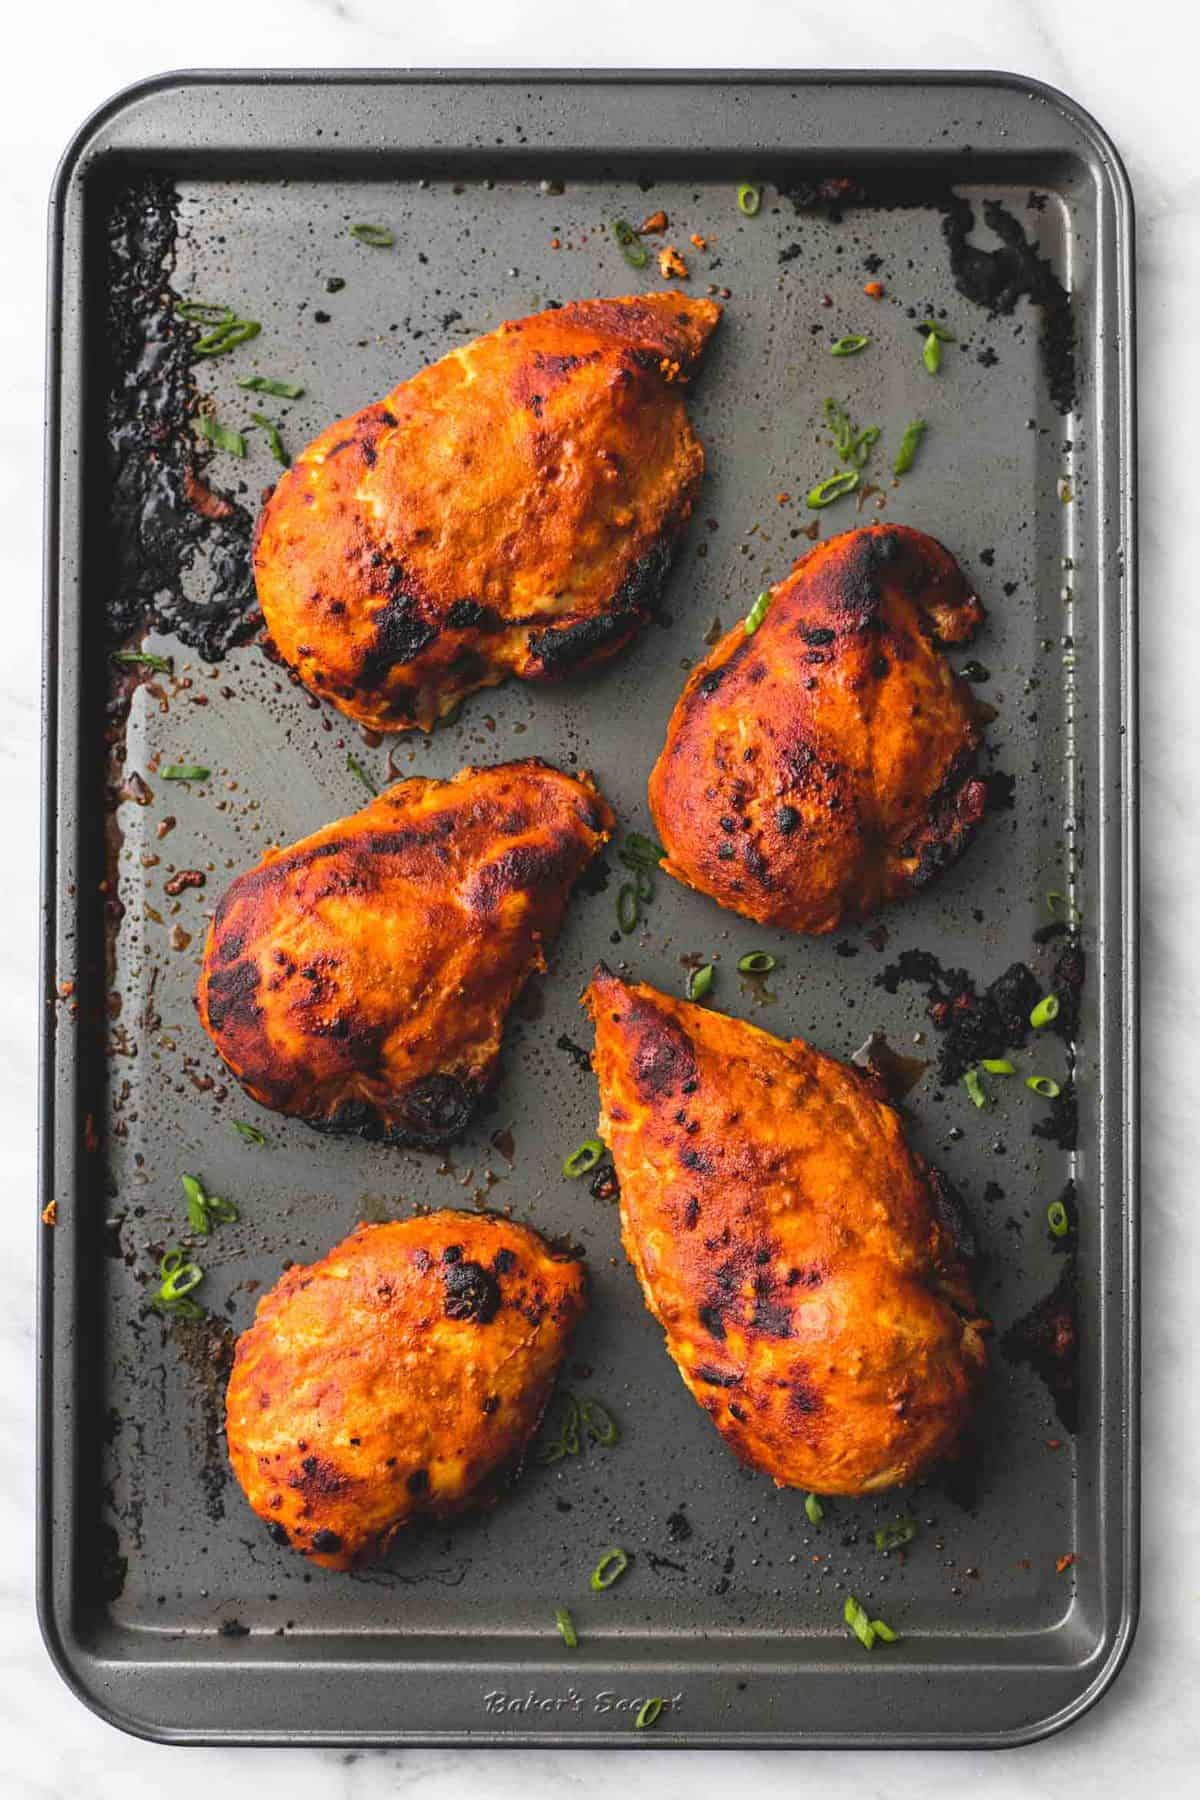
[586,970,987,1494]
[254,293,721,731]
[648,524,989,934]
[226,1213,586,1569]
[196,760,612,1144]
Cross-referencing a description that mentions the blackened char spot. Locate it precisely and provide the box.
[695,1364,740,1387]
[628,1002,697,1099]
[446,597,499,630]
[358,593,438,688]
[396,1074,477,1146]
[442,1260,501,1324]
[698,1304,726,1341]
[310,1528,343,1554]
[927,1164,980,1269]
[203,958,262,1033]
[527,610,635,675]
[405,1468,430,1494]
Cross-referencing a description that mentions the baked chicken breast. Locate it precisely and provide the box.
[586,969,987,1494]
[254,293,721,732]
[648,524,988,934]
[226,1213,586,1569]
[196,760,612,1144]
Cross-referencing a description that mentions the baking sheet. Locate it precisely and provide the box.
[39,71,1137,1746]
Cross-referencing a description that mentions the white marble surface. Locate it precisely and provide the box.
[2,0,1193,1790]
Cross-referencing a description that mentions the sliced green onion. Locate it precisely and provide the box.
[1026,1075,1061,1099]
[175,301,234,325]
[193,414,245,457]
[233,1120,267,1145]
[920,320,956,342]
[237,375,306,398]
[744,590,772,636]
[555,1607,578,1648]
[736,184,762,216]
[893,418,927,476]
[612,219,649,269]
[980,1058,1016,1075]
[737,951,776,975]
[869,1617,900,1643]
[251,412,290,467]
[873,1517,917,1552]
[617,882,640,933]
[590,1546,630,1590]
[963,1067,988,1108]
[112,651,173,674]
[182,1173,209,1235]
[206,1194,239,1225]
[622,832,666,869]
[349,222,394,247]
[152,1248,204,1315]
[1047,1199,1071,1238]
[631,865,654,902]
[347,752,377,794]
[563,1138,604,1179]
[808,469,859,508]
[194,317,261,358]
[687,965,714,1002]
[831,335,869,356]
[1030,994,1060,1030]
[805,1492,824,1527]
[922,331,942,375]
[559,1393,581,1455]
[161,763,210,781]
[1046,890,1081,922]
[824,396,852,458]
[844,1594,876,1650]
[847,425,880,469]
[635,1697,664,1730]
[580,1399,620,1446]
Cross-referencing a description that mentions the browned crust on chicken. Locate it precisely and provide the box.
[226,1213,586,1569]
[254,294,721,731]
[648,524,989,934]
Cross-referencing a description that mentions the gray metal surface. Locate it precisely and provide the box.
[39,72,1137,1747]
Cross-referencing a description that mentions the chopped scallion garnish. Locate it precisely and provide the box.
[612,219,649,268]
[807,469,859,508]
[687,965,714,1002]
[620,832,665,871]
[617,882,640,934]
[590,1546,630,1591]
[1047,1199,1071,1238]
[737,951,776,974]
[805,1492,824,1527]
[250,412,290,467]
[193,415,245,457]
[161,763,210,781]
[233,1121,267,1146]
[346,752,377,795]
[980,1058,1015,1075]
[922,331,942,375]
[830,335,869,356]
[744,590,772,636]
[563,1139,604,1179]
[237,375,306,398]
[873,1517,917,1552]
[635,1697,664,1730]
[1030,994,1060,1029]
[175,301,234,325]
[843,1594,876,1649]
[893,418,927,476]
[920,320,956,342]
[151,1248,205,1318]
[181,1173,238,1238]
[555,1607,578,1648]
[349,223,394,247]
[1046,890,1081,922]
[1026,1075,1061,1098]
[963,1067,988,1108]
[193,317,261,358]
[736,184,762,216]
[112,651,173,674]
[580,1399,620,1446]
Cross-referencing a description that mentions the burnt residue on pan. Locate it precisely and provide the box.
[782,177,1077,413]
[104,178,257,661]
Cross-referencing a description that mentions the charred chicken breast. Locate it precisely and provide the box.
[254,293,721,732]
[648,524,988,934]
[196,760,612,1144]
[586,969,987,1494]
[226,1213,586,1569]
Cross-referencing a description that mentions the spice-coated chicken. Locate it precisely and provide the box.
[648,524,989,934]
[226,1213,587,1569]
[586,970,987,1494]
[196,760,612,1144]
[254,293,721,732]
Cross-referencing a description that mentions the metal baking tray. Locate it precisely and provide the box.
[39,71,1138,1747]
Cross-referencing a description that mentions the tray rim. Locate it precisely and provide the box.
[37,65,1139,1750]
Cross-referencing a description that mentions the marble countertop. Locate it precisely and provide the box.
[4,0,1193,1791]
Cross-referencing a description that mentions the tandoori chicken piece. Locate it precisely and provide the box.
[585,969,988,1494]
[648,524,989,934]
[226,1212,587,1569]
[196,760,612,1144]
[254,293,722,732]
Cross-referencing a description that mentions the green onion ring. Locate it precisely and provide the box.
[563,1138,604,1179]
[590,1546,630,1590]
